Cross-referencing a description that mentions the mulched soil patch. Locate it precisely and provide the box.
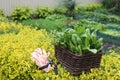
[103,41,120,50]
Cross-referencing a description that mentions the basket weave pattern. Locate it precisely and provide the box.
[55,45,103,75]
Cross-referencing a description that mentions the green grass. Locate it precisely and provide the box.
[22,19,66,31]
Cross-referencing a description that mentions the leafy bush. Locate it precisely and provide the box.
[0,22,120,79]
[54,7,67,15]
[0,22,23,35]
[80,50,120,80]
[106,23,120,30]
[75,11,120,23]
[22,19,66,31]
[94,8,109,14]
[100,29,120,38]
[45,14,71,21]
[54,27,103,54]
[62,0,75,17]
[0,23,54,79]
[75,3,103,12]
[0,9,5,16]
[0,16,8,22]
[63,0,75,10]
[69,19,105,31]
[102,0,120,15]
[98,29,120,45]
[10,6,32,21]
[55,0,75,17]
[34,6,53,18]
[112,47,120,54]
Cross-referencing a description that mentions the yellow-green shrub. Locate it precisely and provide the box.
[0,22,23,34]
[0,22,120,80]
[34,6,53,18]
[10,6,32,21]
[80,50,120,80]
[0,22,54,79]
[0,16,8,22]
[0,9,5,17]
[54,7,67,15]
[75,3,103,12]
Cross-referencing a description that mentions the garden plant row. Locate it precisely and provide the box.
[75,10,120,45]
[98,23,120,45]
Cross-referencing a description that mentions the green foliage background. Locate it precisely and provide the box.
[0,9,5,17]
[10,6,32,21]
[34,6,53,18]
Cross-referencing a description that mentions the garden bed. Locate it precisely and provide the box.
[103,41,120,51]
[0,3,120,79]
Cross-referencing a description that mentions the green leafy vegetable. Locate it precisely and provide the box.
[54,27,103,55]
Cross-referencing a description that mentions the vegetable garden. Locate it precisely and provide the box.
[0,0,120,79]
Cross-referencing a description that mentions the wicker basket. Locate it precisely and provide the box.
[55,45,103,76]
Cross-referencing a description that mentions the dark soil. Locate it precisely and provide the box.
[103,41,120,50]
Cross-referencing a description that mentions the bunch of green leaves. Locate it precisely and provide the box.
[10,6,32,21]
[0,16,8,22]
[45,14,70,22]
[0,9,5,17]
[94,8,109,14]
[75,3,103,12]
[98,22,120,44]
[100,29,120,38]
[0,22,22,35]
[106,23,120,31]
[69,19,106,31]
[54,27,103,55]
[54,7,67,15]
[75,11,120,23]
[34,6,53,18]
